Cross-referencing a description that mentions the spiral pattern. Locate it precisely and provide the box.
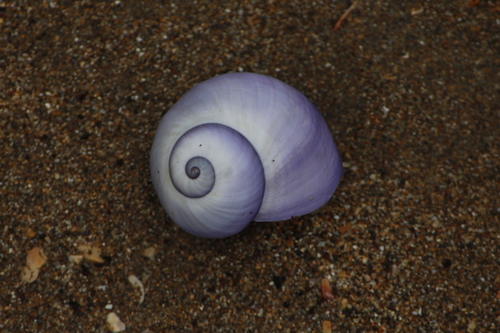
[167,123,265,237]
[171,155,214,198]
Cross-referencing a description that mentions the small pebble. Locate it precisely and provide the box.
[322,320,332,333]
[321,278,334,300]
[106,312,126,332]
[21,247,47,283]
[68,254,84,264]
[26,246,47,270]
[77,244,105,263]
[21,266,40,283]
[128,275,145,304]
[26,229,36,238]
[142,246,158,259]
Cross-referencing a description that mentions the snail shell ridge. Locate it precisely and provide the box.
[150,72,343,238]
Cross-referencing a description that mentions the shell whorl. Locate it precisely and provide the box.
[166,123,265,237]
[150,73,343,238]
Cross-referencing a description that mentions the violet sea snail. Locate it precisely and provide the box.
[150,73,343,238]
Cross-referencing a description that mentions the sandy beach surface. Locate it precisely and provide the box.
[2,1,499,332]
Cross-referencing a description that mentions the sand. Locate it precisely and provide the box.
[1,1,499,332]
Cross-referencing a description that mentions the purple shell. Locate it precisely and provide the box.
[150,73,343,238]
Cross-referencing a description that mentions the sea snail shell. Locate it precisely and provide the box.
[150,73,343,238]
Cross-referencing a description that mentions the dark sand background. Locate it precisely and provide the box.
[1,1,499,332]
